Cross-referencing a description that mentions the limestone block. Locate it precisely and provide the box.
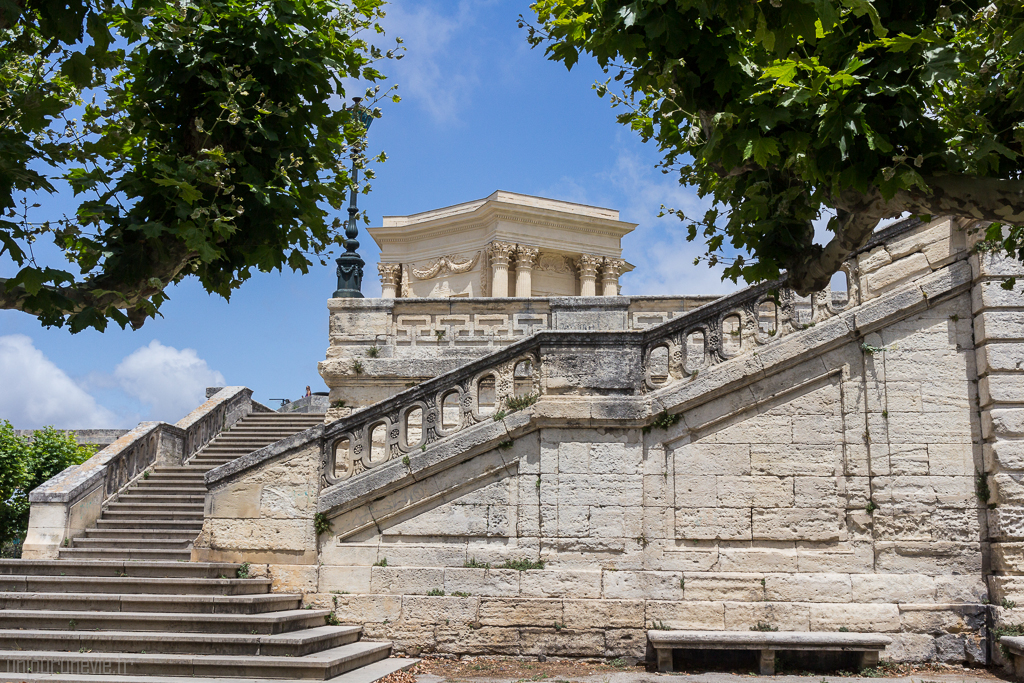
[718,544,799,572]
[884,349,970,384]
[602,570,683,600]
[320,542,379,567]
[562,599,644,629]
[886,221,952,260]
[991,542,1024,573]
[519,628,606,656]
[590,439,643,475]
[986,409,1024,439]
[874,541,982,575]
[319,566,371,594]
[242,446,319,486]
[977,251,1024,277]
[977,343,1024,375]
[443,568,519,597]
[519,570,601,598]
[888,447,930,476]
[982,375,1024,407]
[751,445,842,477]
[796,542,874,573]
[646,600,725,629]
[377,544,468,568]
[675,477,717,507]
[649,542,720,572]
[809,603,900,632]
[989,508,1024,540]
[860,245,893,273]
[930,508,985,543]
[435,626,520,655]
[676,508,751,540]
[401,596,480,625]
[209,519,314,552]
[604,629,648,658]
[899,604,986,636]
[882,383,923,415]
[867,253,932,294]
[872,511,932,541]
[208,483,262,518]
[370,567,444,595]
[479,598,563,626]
[259,485,315,520]
[556,474,643,507]
[643,506,674,540]
[872,475,974,507]
[752,508,843,542]
[718,476,794,508]
[993,473,1024,506]
[887,411,973,444]
[683,573,764,601]
[851,574,936,603]
[977,312,1024,345]
[722,601,810,631]
[935,575,987,603]
[674,443,751,476]
[794,477,842,508]
[885,633,937,662]
[928,444,975,476]
[765,573,852,603]
[269,564,318,593]
[643,474,673,507]
[589,505,642,538]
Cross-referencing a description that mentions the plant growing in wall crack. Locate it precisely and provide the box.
[503,393,539,412]
[643,411,682,434]
[236,562,251,579]
[314,513,333,537]
[497,558,544,571]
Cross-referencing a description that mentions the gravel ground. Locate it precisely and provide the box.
[379,656,1011,683]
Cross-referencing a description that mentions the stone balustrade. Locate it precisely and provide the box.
[23,386,256,558]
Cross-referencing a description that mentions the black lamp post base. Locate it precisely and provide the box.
[333,253,365,299]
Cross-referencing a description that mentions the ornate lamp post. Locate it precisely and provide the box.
[333,98,375,298]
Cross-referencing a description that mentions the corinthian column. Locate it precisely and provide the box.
[601,258,625,296]
[487,241,516,297]
[576,254,601,297]
[377,263,401,298]
[514,245,539,298]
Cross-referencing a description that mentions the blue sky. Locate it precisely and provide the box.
[1,0,741,429]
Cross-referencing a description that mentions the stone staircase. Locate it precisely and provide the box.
[0,558,415,682]
[60,413,324,561]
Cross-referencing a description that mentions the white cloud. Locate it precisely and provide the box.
[114,340,225,423]
[0,335,120,429]
[382,1,484,123]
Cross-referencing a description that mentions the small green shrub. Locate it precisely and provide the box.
[650,620,670,630]
[314,513,333,536]
[993,624,1024,656]
[373,557,388,567]
[865,500,877,514]
[553,622,565,631]
[331,399,347,409]
[402,456,410,467]
[352,360,364,374]
[142,470,150,479]
[426,588,446,596]
[643,410,682,434]
[497,558,545,571]
[492,410,507,422]
[464,558,491,569]
[751,621,778,632]
[1004,598,1018,610]
[366,346,380,358]
[435,329,446,340]
[325,612,341,626]
[498,439,514,450]
[504,393,539,412]
[236,562,251,579]
[838,626,849,632]
[977,472,992,503]
[451,591,471,597]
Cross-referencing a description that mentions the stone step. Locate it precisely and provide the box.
[129,479,208,487]
[0,575,270,595]
[329,656,420,683]
[0,560,243,578]
[127,484,208,493]
[0,624,360,656]
[100,510,204,520]
[0,592,302,614]
[0,640,390,679]
[58,548,193,561]
[115,494,206,504]
[72,538,192,550]
[83,529,199,540]
[95,520,203,530]
[107,499,204,509]
[0,608,331,634]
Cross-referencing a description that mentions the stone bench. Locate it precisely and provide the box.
[648,630,892,675]
[1000,636,1024,678]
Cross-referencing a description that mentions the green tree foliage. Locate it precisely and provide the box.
[1,0,399,331]
[0,421,95,554]
[524,0,1024,292]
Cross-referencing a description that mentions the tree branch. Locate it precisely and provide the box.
[788,175,1024,293]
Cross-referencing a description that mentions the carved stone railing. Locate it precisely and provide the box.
[23,387,255,559]
[318,217,937,489]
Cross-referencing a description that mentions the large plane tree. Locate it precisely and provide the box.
[0,0,397,331]
[524,0,1024,292]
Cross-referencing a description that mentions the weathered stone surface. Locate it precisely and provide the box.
[370,567,444,595]
[479,598,563,626]
[809,603,901,632]
[765,573,852,603]
[646,600,725,630]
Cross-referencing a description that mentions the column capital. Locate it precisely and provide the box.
[576,253,602,278]
[515,245,539,268]
[487,240,517,266]
[377,263,401,298]
[601,257,626,279]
